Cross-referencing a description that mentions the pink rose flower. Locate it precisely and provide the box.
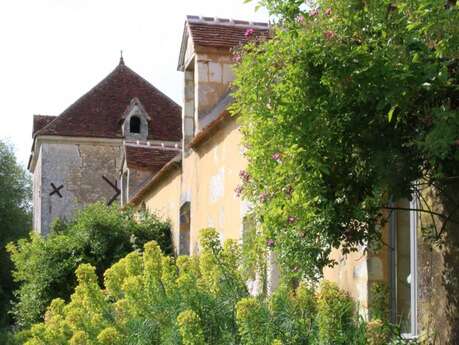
[272,152,282,163]
[239,170,251,183]
[234,185,243,197]
[288,215,297,224]
[309,9,319,17]
[244,28,255,38]
[324,30,336,40]
[267,239,275,247]
[296,15,305,24]
[259,192,268,203]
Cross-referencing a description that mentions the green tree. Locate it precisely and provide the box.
[7,203,172,328]
[231,0,459,279]
[0,140,31,327]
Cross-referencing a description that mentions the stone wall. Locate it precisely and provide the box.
[416,183,459,344]
[32,146,43,233]
[127,168,154,201]
[35,139,123,235]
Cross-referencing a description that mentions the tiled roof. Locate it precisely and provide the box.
[125,145,180,172]
[178,16,270,70]
[187,16,269,49]
[32,115,56,137]
[35,60,182,141]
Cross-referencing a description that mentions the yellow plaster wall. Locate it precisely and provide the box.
[323,223,391,317]
[185,117,248,254]
[143,168,182,252]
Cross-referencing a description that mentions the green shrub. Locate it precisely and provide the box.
[269,283,317,344]
[367,319,391,345]
[18,228,248,345]
[236,297,271,345]
[369,282,390,323]
[12,227,417,344]
[7,203,172,328]
[177,310,206,345]
[317,281,358,345]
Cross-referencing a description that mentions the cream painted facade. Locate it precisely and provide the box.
[183,116,248,254]
[138,116,248,255]
[129,16,459,343]
[143,166,182,251]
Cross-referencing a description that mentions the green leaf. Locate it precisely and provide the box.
[387,105,398,123]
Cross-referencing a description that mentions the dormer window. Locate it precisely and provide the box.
[130,116,141,133]
[122,98,151,141]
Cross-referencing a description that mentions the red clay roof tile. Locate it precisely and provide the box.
[187,20,269,49]
[32,115,57,137]
[35,61,182,141]
[125,145,180,172]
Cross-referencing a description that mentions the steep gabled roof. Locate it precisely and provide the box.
[178,16,270,71]
[35,59,182,141]
[32,115,57,137]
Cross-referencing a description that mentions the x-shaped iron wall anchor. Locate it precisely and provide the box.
[102,176,120,206]
[49,183,63,198]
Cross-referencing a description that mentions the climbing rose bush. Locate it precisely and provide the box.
[231,0,459,279]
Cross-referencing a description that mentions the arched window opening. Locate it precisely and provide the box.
[130,116,141,133]
[179,202,191,256]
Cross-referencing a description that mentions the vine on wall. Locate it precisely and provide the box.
[231,0,459,279]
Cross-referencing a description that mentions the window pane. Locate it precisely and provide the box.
[396,198,412,334]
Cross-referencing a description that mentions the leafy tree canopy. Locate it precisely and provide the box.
[7,203,172,328]
[0,140,31,327]
[232,0,459,279]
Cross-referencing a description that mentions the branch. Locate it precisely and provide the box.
[381,206,459,225]
[437,203,459,239]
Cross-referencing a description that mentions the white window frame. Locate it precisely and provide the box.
[390,198,418,338]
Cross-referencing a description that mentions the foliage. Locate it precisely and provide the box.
[0,140,31,328]
[14,228,415,345]
[16,229,246,345]
[177,310,206,345]
[241,215,268,289]
[316,281,364,344]
[369,282,390,322]
[6,203,172,328]
[232,0,459,279]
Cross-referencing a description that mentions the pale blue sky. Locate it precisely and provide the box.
[0,0,268,166]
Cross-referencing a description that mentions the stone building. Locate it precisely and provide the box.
[126,16,458,343]
[28,15,458,343]
[29,57,182,235]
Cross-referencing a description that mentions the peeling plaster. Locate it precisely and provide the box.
[209,167,225,203]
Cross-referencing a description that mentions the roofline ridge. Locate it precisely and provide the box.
[35,63,126,137]
[185,14,269,29]
[35,62,181,138]
[33,114,57,118]
[121,64,181,110]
